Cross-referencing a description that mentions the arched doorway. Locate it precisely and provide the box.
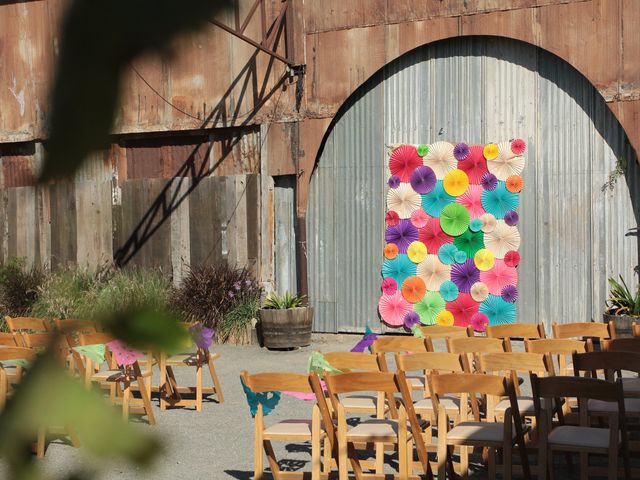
[307,36,639,333]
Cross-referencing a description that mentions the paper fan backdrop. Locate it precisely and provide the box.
[480,259,518,295]
[422,181,455,217]
[419,216,454,252]
[379,291,413,327]
[410,166,437,194]
[382,254,417,286]
[487,142,525,180]
[482,182,519,219]
[414,291,446,325]
[454,229,485,258]
[459,145,489,184]
[443,169,469,197]
[447,293,479,327]
[451,259,480,293]
[417,255,451,290]
[385,219,419,253]
[479,294,516,326]
[456,185,485,219]
[484,220,521,259]
[410,209,429,228]
[389,145,422,182]
[424,142,456,179]
[401,276,426,303]
[387,183,422,219]
[440,203,470,236]
[470,282,490,302]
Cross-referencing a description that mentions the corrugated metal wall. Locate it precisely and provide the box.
[307,37,640,333]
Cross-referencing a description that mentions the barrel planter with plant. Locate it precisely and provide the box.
[604,276,640,337]
[259,292,313,349]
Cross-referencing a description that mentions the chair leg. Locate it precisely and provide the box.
[437,437,447,479]
[207,355,224,403]
[122,381,130,421]
[311,406,321,480]
[580,452,588,480]
[137,374,156,426]
[337,434,348,480]
[263,440,281,480]
[67,426,81,448]
[36,427,45,458]
[159,355,167,410]
[503,444,512,480]
[196,362,203,412]
[322,438,331,475]
[460,445,469,478]
[488,448,496,479]
[607,445,618,480]
[254,425,263,480]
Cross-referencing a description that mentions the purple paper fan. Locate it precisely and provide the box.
[385,219,419,253]
[504,210,519,226]
[388,176,401,188]
[404,311,421,329]
[501,284,518,303]
[410,166,437,194]
[481,173,498,191]
[454,143,470,161]
[451,259,481,293]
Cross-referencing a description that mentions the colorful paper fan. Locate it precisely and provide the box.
[454,250,468,264]
[419,216,454,252]
[473,248,495,271]
[470,282,490,302]
[504,250,521,268]
[385,219,419,253]
[479,294,516,326]
[416,255,451,291]
[424,142,456,179]
[451,259,481,293]
[506,175,524,193]
[404,311,421,329]
[487,142,525,180]
[381,277,398,295]
[483,143,499,160]
[501,284,518,303]
[456,185,485,219]
[417,144,429,157]
[511,138,526,155]
[481,182,519,219]
[388,176,401,189]
[379,291,413,327]
[440,280,459,302]
[402,276,427,303]
[382,254,417,286]
[414,291,446,325]
[410,166,437,194]
[504,210,519,226]
[481,172,498,191]
[470,312,489,332]
[453,143,470,161]
[480,213,497,233]
[440,204,470,236]
[480,259,518,295]
[386,211,400,226]
[410,209,429,228]
[459,145,489,184]
[484,220,521,259]
[454,229,485,258]
[438,243,458,265]
[387,183,422,219]
[384,243,398,260]
[389,145,423,182]
[447,293,479,327]
[469,218,483,232]
[421,181,455,217]
[436,310,454,326]
[407,241,427,263]
[443,169,469,197]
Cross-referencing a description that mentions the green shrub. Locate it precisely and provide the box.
[30,268,101,319]
[217,296,260,344]
[0,258,46,320]
[606,276,640,317]
[262,291,305,309]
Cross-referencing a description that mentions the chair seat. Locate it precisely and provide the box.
[547,426,613,450]
[264,419,318,439]
[447,421,513,444]
[622,377,640,394]
[414,396,460,414]
[495,396,535,415]
[342,395,378,411]
[588,397,640,414]
[406,375,425,389]
[347,419,408,442]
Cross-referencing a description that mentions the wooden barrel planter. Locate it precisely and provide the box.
[259,307,313,349]
[604,313,638,338]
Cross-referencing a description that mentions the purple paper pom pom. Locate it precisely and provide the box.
[501,284,518,303]
[504,210,519,226]
[388,175,401,188]
[481,173,498,191]
[404,311,421,329]
[453,143,470,161]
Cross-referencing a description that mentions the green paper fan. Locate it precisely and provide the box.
[454,229,485,258]
[440,203,470,236]
[414,291,446,325]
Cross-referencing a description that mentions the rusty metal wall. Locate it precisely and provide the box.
[307,36,639,333]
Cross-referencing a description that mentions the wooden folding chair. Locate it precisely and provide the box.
[552,321,615,343]
[371,336,428,392]
[486,323,546,351]
[324,370,427,480]
[446,336,505,372]
[416,325,472,352]
[602,339,640,396]
[525,338,590,376]
[531,374,630,480]
[54,319,100,377]
[240,371,327,480]
[78,333,155,425]
[0,332,20,383]
[5,316,50,345]
[430,372,530,480]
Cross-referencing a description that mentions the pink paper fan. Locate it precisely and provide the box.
[418,217,454,253]
[378,291,413,327]
[479,259,518,296]
[511,138,526,155]
[107,340,144,367]
[381,277,398,295]
[386,211,400,226]
[470,312,489,332]
[446,293,479,327]
[389,145,422,182]
[504,250,521,268]
[456,185,485,219]
[410,210,430,228]
[458,145,488,184]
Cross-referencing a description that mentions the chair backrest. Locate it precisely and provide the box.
[525,338,589,376]
[0,346,38,363]
[447,336,505,372]
[552,321,615,340]
[54,319,98,334]
[371,336,428,354]
[0,333,17,347]
[4,316,49,335]
[477,352,554,396]
[324,370,400,418]
[395,351,464,374]
[486,323,546,351]
[321,351,380,372]
[418,325,472,351]
[633,322,640,338]
[240,370,313,394]
[601,337,640,353]
[78,332,116,346]
[572,351,640,381]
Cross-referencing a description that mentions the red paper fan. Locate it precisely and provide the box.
[458,145,488,184]
[389,145,423,182]
[446,293,479,327]
[418,216,454,253]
